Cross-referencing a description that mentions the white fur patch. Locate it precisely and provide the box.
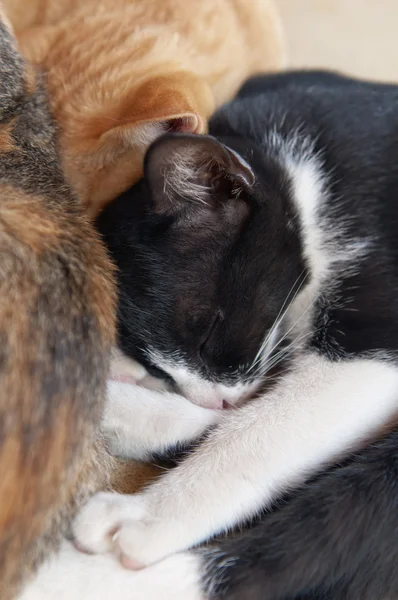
[266,128,370,277]
[18,541,203,600]
[110,346,260,409]
[73,353,398,568]
[256,129,372,351]
[288,155,329,280]
[163,145,212,206]
[146,348,261,409]
[103,380,221,460]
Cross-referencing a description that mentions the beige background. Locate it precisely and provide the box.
[277,0,398,81]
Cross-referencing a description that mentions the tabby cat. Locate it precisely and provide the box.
[0,13,115,600]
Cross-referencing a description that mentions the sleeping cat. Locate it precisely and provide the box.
[21,71,398,600]
[3,0,285,215]
[0,12,116,600]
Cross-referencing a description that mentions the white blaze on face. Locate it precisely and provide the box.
[162,365,260,409]
[110,346,261,409]
[146,350,261,409]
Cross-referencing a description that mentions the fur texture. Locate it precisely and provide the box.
[70,70,398,599]
[19,70,398,600]
[3,0,285,215]
[0,15,117,599]
[18,70,398,600]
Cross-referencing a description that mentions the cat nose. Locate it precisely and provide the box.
[209,399,235,410]
[207,399,224,410]
[222,399,235,409]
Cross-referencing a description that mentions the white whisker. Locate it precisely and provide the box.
[250,292,321,381]
[255,329,314,377]
[248,270,307,374]
[261,292,318,366]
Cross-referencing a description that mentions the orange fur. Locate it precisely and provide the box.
[4,0,285,214]
[111,460,163,495]
[0,119,17,152]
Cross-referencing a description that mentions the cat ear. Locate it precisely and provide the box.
[69,70,216,214]
[0,8,22,107]
[98,71,215,147]
[0,7,35,124]
[144,133,255,215]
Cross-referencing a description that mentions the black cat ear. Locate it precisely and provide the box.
[144,133,255,215]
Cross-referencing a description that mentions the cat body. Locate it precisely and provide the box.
[0,15,116,599]
[21,71,398,599]
[3,0,285,214]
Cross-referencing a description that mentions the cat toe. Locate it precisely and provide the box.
[113,520,166,569]
[72,492,147,555]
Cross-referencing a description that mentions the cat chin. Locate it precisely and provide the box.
[177,379,259,410]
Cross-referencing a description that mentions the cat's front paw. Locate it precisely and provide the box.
[72,492,179,569]
[103,380,222,461]
[101,382,139,457]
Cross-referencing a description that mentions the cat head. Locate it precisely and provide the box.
[62,69,213,216]
[98,133,307,408]
[19,21,214,215]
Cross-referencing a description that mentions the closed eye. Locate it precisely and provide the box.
[199,310,223,362]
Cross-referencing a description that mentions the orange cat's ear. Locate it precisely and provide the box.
[66,71,216,213]
[93,71,215,149]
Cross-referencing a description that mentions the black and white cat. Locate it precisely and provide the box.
[21,71,398,600]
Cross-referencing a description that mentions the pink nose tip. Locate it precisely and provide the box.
[222,399,235,409]
[209,399,232,410]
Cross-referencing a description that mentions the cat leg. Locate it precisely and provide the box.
[73,353,398,568]
[103,380,221,461]
[199,430,398,600]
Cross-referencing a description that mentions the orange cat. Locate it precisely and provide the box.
[4,0,285,214]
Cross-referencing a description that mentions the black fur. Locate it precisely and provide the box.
[199,71,398,600]
[201,429,398,600]
[98,71,398,599]
[97,134,307,384]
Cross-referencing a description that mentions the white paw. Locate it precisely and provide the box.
[103,380,222,460]
[110,346,148,382]
[101,382,138,456]
[109,346,171,392]
[72,492,147,556]
[73,492,181,569]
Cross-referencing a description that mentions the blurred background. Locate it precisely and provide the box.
[278,0,398,81]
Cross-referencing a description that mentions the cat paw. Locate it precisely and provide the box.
[109,346,171,392]
[73,492,180,569]
[101,383,138,455]
[110,346,148,383]
[103,380,222,460]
